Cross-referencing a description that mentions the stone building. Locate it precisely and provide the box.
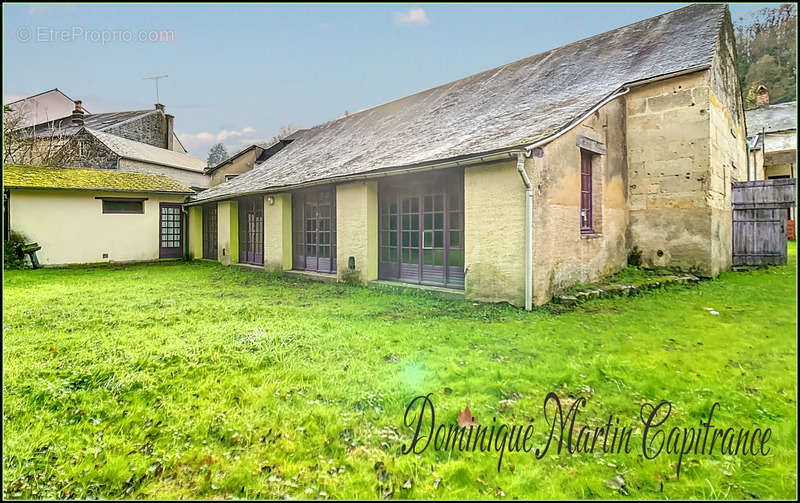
[4,97,209,187]
[745,89,796,182]
[183,4,746,308]
[204,131,305,187]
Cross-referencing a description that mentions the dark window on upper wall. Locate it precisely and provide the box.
[580,149,593,234]
[99,198,145,214]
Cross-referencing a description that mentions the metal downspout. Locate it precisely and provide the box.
[516,152,533,311]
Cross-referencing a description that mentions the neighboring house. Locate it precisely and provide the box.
[205,131,305,187]
[65,128,209,189]
[5,88,88,129]
[4,164,193,265]
[744,88,797,232]
[5,98,209,188]
[184,4,746,309]
[745,88,797,181]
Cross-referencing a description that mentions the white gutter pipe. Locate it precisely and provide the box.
[516,152,533,311]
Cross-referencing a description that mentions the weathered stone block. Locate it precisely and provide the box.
[647,90,694,112]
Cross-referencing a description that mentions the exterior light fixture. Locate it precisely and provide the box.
[267,196,275,205]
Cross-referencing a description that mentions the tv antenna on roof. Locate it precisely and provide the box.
[143,74,168,103]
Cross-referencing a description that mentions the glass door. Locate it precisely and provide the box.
[238,196,264,265]
[292,186,336,273]
[378,168,464,288]
[159,203,183,259]
[202,203,218,259]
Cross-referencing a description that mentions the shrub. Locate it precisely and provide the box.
[4,231,28,269]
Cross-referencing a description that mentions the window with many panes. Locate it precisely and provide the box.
[580,149,594,234]
[378,168,464,288]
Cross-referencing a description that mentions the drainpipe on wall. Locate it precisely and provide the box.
[516,152,533,311]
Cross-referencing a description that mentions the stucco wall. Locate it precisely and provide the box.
[464,160,526,305]
[336,182,378,283]
[530,98,629,305]
[209,149,259,187]
[119,158,209,188]
[8,189,185,266]
[188,206,203,259]
[216,200,239,265]
[264,193,293,271]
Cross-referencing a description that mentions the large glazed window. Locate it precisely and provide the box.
[292,186,336,274]
[378,169,464,289]
[202,203,218,259]
[238,196,264,265]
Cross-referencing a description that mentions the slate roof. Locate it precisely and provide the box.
[31,109,157,137]
[745,101,797,135]
[83,128,208,173]
[3,164,193,194]
[192,3,728,203]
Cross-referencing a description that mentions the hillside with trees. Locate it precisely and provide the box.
[735,4,797,108]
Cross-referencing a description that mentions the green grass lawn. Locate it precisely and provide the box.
[3,244,797,500]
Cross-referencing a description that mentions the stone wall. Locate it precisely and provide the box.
[105,111,167,149]
[209,148,260,187]
[708,10,748,275]
[626,71,716,276]
[530,98,629,305]
[67,129,120,170]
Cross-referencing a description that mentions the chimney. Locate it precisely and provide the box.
[71,100,84,125]
[756,85,770,106]
[155,103,165,112]
[165,114,174,150]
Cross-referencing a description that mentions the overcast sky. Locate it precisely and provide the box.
[3,3,771,158]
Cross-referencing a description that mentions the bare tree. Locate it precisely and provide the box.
[266,124,300,145]
[3,106,80,167]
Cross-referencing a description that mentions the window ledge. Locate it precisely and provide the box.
[580,232,603,239]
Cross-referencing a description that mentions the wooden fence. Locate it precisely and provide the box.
[732,178,796,266]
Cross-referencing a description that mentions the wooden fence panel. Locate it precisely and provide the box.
[732,178,795,266]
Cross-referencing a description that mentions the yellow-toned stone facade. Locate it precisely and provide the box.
[529,98,629,305]
[208,148,260,187]
[188,21,747,307]
[626,64,745,277]
[335,182,378,283]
